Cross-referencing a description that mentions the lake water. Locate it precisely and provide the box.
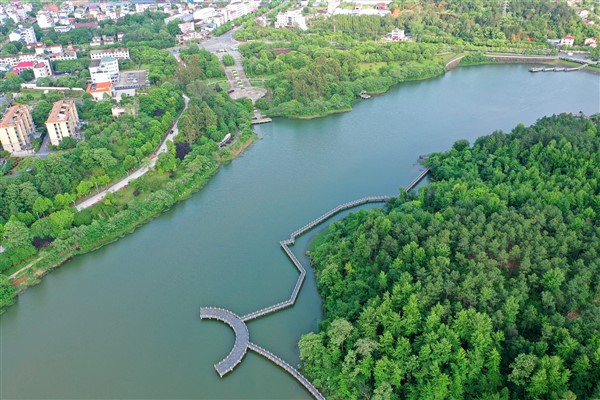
[1,64,598,399]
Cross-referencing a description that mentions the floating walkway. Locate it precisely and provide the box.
[249,342,326,400]
[200,167,431,399]
[199,307,249,377]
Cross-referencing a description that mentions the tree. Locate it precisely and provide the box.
[32,197,53,218]
[32,100,54,127]
[2,218,31,250]
[0,275,16,309]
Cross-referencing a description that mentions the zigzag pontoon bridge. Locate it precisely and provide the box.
[200,168,430,399]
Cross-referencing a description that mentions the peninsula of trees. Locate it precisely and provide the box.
[301,114,599,399]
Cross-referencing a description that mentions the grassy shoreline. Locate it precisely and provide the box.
[4,131,257,311]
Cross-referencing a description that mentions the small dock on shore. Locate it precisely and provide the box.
[530,64,588,73]
[251,109,272,125]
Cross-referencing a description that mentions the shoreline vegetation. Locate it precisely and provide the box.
[2,0,599,314]
[0,55,595,312]
[302,114,599,399]
[0,48,259,310]
[3,129,257,310]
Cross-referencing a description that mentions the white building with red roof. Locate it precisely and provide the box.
[560,35,575,47]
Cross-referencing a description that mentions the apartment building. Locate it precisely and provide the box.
[9,26,37,45]
[275,10,308,31]
[33,60,53,79]
[89,57,119,83]
[0,105,35,154]
[45,100,80,146]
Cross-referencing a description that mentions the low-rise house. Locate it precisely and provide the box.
[560,35,575,47]
[584,37,597,47]
[111,105,126,118]
[33,60,52,79]
[54,25,73,33]
[12,61,35,74]
[86,82,114,101]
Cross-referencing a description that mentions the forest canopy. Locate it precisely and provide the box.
[302,114,599,399]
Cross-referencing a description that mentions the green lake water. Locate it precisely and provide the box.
[1,64,598,399]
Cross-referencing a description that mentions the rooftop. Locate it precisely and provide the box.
[0,105,28,128]
[86,82,112,93]
[46,100,76,123]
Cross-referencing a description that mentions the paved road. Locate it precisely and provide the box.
[75,94,189,211]
[35,134,51,159]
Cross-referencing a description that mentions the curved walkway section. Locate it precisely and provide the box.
[199,307,249,377]
[200,168,431,399]
[249,342,326,400]
[241,195,394,322]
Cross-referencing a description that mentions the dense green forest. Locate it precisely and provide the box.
[234,0,598,118]
[301,114,600,399]
[318,0,598,45]
[240,39,444,118]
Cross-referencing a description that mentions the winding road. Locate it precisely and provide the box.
[75,94,190,211]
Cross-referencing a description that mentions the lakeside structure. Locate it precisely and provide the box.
[0,105,35,155]
[45,100,80,146]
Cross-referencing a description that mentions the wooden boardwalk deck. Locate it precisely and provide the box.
[199,307,249,377]
[249,342,326,400]
[200,167,431,398]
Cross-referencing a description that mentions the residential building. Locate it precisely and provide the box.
[9,26,37,44]
[89,57,119,83]
[90,48,130,60]
[45,100,80,146]
[86,82,114,101]
[275,10,308,31]
[49,50,77,62]
[36,11,56,29]
[193,7,215,22]
[102,35,116,45]
[54,25,73,33]
[0,105,35,154]
[90,36,103,46]
[560,35,575,46]
[12,61,35,74]
[224,0,259,22]
[178,21,195,34]
[111,105,126,118]
[33,60,52,79]
[584,37,597,47]
[386,28,405,41]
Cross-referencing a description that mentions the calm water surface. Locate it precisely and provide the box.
[1,65,598,399]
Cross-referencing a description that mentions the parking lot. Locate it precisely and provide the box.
[115,70,148,90]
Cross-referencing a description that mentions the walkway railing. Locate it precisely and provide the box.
[249,342,326,400]
[241,195,392,322]
[200,167,431,399]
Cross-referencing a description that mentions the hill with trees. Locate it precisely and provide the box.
[301,114,599,399]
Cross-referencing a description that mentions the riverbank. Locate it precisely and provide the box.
[3,130,257,311]
[450,51,600,74]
